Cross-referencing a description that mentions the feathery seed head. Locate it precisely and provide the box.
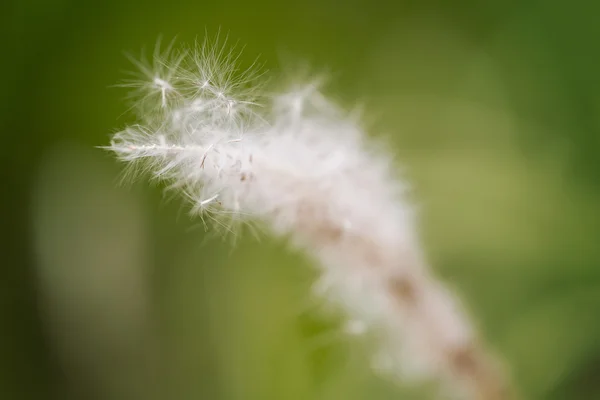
[106,36,512,400]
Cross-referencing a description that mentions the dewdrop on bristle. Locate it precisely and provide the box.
[106,36,512,400]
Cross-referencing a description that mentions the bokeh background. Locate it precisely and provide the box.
[3,1,600,399]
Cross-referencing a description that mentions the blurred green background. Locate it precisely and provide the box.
[3,0,600,399]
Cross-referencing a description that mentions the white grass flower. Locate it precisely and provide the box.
[105,35,512,400]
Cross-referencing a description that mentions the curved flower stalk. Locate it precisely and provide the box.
[106,36,512,400]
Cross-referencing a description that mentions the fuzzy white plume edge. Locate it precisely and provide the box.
[107,36,511,400]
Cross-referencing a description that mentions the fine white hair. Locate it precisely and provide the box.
[107,35,510,400]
